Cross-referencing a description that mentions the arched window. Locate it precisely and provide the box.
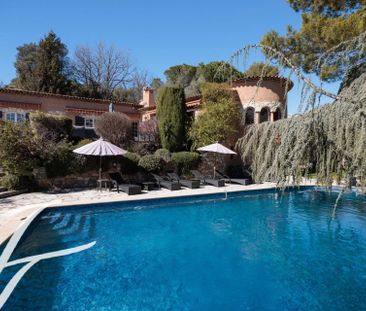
[245,107,255,125]
[259,107,269,123]
[273,108,282,121]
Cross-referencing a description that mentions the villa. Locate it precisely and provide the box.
[139,75,292,124]
[0,88,141,139]
[0,75,293,139]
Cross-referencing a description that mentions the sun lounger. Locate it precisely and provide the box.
[167,173,200,189]
[151,174,181,190]
[190,170,225,187]
[109,173,142,195]
[215,169,250,185]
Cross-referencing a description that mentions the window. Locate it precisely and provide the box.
[273,108,282,121]
[74,116,85,127]
[6,112,26,123]
[132,122,138,139]
[17,113,26,123]
[6,112,15,122]
[259,107,269,123]
[85,118,95,129]
[245,107,255,125]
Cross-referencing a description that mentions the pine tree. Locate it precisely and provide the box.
[12,31,71,94]
[156,86,187,151]
[261,0,366,81]
[36,31,70,93]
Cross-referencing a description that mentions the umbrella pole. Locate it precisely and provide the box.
[214,154,217,179]
[99,156,102,180]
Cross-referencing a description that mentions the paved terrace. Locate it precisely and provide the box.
[0,182,314,245]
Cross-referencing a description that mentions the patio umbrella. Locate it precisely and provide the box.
[197,142,237,178]
[73,138,127,180]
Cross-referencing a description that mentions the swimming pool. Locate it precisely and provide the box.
[1,188,366,310]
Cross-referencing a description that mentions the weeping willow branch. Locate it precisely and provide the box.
[236,91,366,190]
[219,33,366,193]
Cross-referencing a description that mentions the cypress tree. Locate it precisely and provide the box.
[156,86,187,151]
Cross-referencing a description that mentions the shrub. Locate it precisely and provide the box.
[120,152,141,174]
[171,152,200,175]
[138,155,162,173]
[43,142,74,178]
[154,148,171,163]
[156,86,188,151]
[200,82,234,104]
[95,112,132,147]
[30,112,72,141]
[131,141,158,156]
[1,174,35,190]
[138,119,160,145]
[0,122,35,175]
[188,98,241,149]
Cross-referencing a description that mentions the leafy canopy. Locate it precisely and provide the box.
[164,64,197,88]
[162,61,244,97]
[12,31,72,93]
[288,0,365,16]
[197,61,243,83]
[243,62,279,77]
[261,1,366,81]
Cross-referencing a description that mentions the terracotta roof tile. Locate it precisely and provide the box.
[0,88,142,107]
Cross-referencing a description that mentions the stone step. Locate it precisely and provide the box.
[0,190,25,199]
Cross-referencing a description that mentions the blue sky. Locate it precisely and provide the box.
[0,0,339,113]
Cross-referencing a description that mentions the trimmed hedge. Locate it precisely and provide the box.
[138,155,162,172]
[171,152,200,175]
[154,148,171,163]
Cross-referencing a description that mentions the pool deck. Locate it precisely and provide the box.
[0,182,315,245]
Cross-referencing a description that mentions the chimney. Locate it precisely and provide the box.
[142,87,155,107]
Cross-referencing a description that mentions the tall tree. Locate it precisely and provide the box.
[73,43,135,99]
[12,43,39,90]
[243,62,279,77]
[151,78,164,91]
[261,0,366,81]
[164,64,197,88]
[36,31,71,93]
[113,69,150,103]
[197,61,243,83]
[156,86,187,151]
[12,32,71,93]
[288,0,365,16]
[163,61,244,97]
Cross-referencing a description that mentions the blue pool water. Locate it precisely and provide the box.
[1,188,366,310]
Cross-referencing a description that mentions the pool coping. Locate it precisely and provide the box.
[49,185,317,210]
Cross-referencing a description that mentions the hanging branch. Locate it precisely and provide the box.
[230,33,366,193]
[229,44,341,101]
